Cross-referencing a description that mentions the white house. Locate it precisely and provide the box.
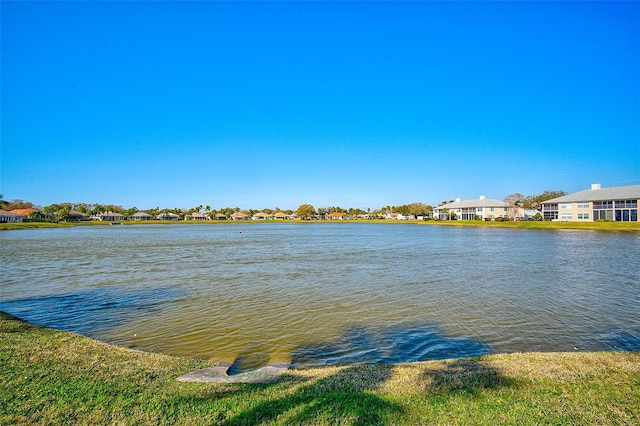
[0,209,23,223]
[541,183,639,222]
[157,212,180,221]
[185,212,207,221]
[92,211,125,221]
[434,196,521,221]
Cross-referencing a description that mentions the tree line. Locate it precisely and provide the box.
[0,190,566,222]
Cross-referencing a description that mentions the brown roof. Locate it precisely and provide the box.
[10,208,38,216]
[328,212,347,217]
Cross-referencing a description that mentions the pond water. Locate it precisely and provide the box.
[1,223,639,370]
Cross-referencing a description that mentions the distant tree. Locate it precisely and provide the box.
[27,210,43,221]
[220,207,236,217]
[326,206,346,213]
[1,199,34,210]
[56,204,71,222]
[407,202,433,217]
[123,207,138,219]
[503,193,524,205]
[90,204,105,215]
[75,204,89,214]
[348,207,366,216]
[104,205,124,214]
[522,190,567,211]
[171,207,185,219]
[296,204,316,220]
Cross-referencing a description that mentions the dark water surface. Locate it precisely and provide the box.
[1,223,638,369]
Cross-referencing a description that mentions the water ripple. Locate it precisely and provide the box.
[1,224,638,365]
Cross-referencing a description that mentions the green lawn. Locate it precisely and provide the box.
[2,312,638,425]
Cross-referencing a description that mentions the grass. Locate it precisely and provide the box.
[2,311,639,425]
[0,222,78,230]
[422,219,640,232]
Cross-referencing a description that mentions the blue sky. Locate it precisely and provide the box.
[2,1,638,210]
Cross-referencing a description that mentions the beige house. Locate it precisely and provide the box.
[68,210,88,221]
[132,212,153,221]
[252,211,273,220]
[185,212,207,221]
[328,212,348,220]
[434,196,522,221]
[541,183,639,221]
[230,212,249,220]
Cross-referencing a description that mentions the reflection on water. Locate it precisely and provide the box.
[0,286,183,336]
[290,324,490,368]
[1,224,639,369]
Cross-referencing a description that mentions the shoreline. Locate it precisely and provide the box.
[2,218,640,232]
[2,311,639,424]
[2,310,638,373]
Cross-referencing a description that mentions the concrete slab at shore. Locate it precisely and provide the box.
[177,363,289,383]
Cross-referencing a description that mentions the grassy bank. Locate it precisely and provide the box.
[2,219,639,232]
[2,312,638,425]
[421,219,640,232]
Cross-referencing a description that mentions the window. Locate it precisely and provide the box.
[561,214,572,220]
[578,213,589,220]
[594,210,614,221]
[490,207,494,212]
[577,203,589,209]
[615,200,638,208]
[561,203,571,209]
[594,201,613,209]
[543,203,559,220]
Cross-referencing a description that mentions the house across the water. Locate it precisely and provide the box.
[541,183,640,222]
[433,196,521,221]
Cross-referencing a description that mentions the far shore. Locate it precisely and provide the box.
[2,218,640,232]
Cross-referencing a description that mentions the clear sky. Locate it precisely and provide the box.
[2,1,639,211]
